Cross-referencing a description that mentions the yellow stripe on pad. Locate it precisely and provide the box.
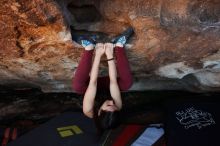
[57,125,83,138]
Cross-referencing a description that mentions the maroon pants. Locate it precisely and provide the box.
[72,47,133,94]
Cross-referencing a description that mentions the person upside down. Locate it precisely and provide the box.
[72,27,134,132]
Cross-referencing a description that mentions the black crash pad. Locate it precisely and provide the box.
[8,112,99,146]
[166,101,220,146]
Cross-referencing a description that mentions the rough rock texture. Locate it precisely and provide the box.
[0,0,220,92]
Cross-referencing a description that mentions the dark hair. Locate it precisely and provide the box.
[93,100,120,134]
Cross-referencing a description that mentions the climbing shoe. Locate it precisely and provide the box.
[111,27,134,46]
[77,36,97,48]
[81,39,93,48]
[70,25,97,47]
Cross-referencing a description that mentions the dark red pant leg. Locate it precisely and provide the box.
[115,47,133,91]
[72,50,94,94]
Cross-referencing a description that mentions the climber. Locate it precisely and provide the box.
[72,27,134,132]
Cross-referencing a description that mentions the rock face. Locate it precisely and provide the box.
[0,0,220,92]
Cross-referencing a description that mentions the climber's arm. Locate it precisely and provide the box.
[83,43,105,118]
[105,43,122,110]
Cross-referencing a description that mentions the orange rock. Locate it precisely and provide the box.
[0,0,220,92]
